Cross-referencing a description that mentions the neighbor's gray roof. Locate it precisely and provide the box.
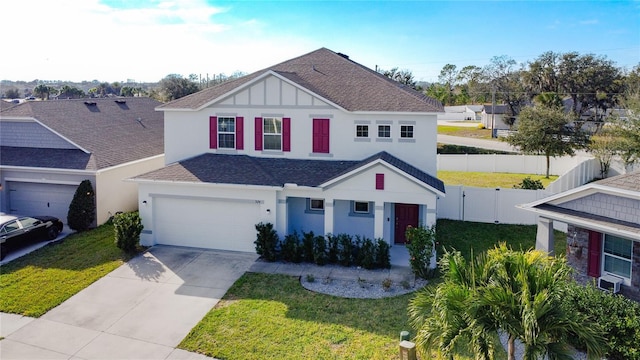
[0,146,94,170]
[594,171,640,192]
[482,104,509,114]
[134,151,445,193]
[158,48,443,113]
[0,97,164,170]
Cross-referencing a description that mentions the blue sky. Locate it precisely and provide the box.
[3,0,639,83]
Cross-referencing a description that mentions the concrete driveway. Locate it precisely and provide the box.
[0,246,257,360]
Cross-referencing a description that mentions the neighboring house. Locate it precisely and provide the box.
[437,105,483,122]
[0,97,165,226]
[132,48,445,253]
[520,171,640,300]
[480,104,511,130]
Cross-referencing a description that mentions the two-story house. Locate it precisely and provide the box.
[132,48,445,253]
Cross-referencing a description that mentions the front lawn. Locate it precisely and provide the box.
[0,223,135,317]
[438,125,493,139]
[180,220,563,360]
[438,170,558,188]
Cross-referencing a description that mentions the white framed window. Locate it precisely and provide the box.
[356,125,369,138]
[603,234,632,279]
[354,201,370,213]
[378,125,391,138]
[310,199,325,211]
[218,117,235,149]
[400,125,414,138]
[263,117,282,150]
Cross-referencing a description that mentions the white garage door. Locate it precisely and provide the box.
[7,182,78,224]
[153,197,261,252]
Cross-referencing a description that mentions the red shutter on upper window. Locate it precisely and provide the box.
[312,118,330,153]
[236,117,244,150]
[587,230,602,277]
[283,117,291,152]
[209,116,217,149]
[376,173,384,190]
[254,117,263,151]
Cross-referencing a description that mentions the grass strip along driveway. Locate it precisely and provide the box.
[180,220,565,360]
[0,223,134,317]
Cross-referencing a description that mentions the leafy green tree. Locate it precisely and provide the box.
[379,67,418,90]
[58,85,85,99]
[157,74,200,101]
[67,180,96,232]
[457,65,489,104]
[484,55,527,118]
[409,245,606,360]
[4,88,20,98]
[438,64,458,105]
[505,106,588,177]
[33,84,53,100]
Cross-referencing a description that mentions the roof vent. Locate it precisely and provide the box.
[84,101,96,106]
[337,52,349,59]
[115,99,126,104]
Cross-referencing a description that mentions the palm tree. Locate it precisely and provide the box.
[33,84,51,100]
[409,245,606,360]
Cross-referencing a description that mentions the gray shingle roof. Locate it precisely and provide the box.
[0,97,164,170]
[158,48,443,113]
[595,171,640,192]
[134,151,445,193]
[0,146,95,170]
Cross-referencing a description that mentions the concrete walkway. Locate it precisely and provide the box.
[1,246,257,360]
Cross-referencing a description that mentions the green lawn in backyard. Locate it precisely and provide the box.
[180,220,566,360]
[438,125,493,139]
[438,170,558,188]
[0,223,135,317]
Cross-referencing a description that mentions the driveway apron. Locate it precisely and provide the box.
[0,246,257,360]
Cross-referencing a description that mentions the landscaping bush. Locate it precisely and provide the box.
[326,234,339,264]
[312,235,328,266]
[358,237,376,269]
[280,232,302,263]
[352,235,363,266]
[561,282,640,360]
[301,231,315,263]
[113,211,143,252]
[67,179,96,232]
[514,176,545,190]
[254,222,278,262]
[375,238,391,269]
[337,234,353,266]
[405,224,436,278]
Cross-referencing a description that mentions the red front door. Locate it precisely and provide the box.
[394,203,419,244]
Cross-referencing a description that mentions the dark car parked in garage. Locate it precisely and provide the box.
[0,214,64,260]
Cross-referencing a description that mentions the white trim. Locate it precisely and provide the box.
[0,166,95,176]
[96,154,164,174]
[5,178,81,186]
[129,178,282,191]
[148,193,264,204]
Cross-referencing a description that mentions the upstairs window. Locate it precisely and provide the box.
[263,117,282,150]
[356,125,369,138]
[218,117,235,149]
[378,125,391,138]
[400,125,414,138]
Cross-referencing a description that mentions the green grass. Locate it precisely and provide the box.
[438,125,493,139]
[438,170,559,188]
[181,220,566,360]
[0,223,135,317]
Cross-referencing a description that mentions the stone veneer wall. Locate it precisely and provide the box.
[567,225,640,300]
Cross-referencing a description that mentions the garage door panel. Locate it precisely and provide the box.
[8,182,77,224]
[154,197,260,252]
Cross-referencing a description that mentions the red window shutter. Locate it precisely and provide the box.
[283,117,291,152]
[312,118,330,153]
[209,116,217,149]
[376,173,384,190]
[236,117,244,150]
[254,117,263,151]
[587,230,602,277]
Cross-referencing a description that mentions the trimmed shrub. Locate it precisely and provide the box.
[359,238,376,269]
[301,231,315,263]
[337,234,353,266]
[352,235,364,266]
[281,232,302,263]
[561,282,640,359]
[312,235,328,266]
[375,239,391,269]
[254,222,278,261]
[405,224,436,278]
[326,234,339,264]
[514,176,545,190]
[67,179,96,232]
[113,211,143,252]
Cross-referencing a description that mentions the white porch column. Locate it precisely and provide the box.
[374,201,384,239]
[324,198,334,236]
[276,196,287,236]
[536,217,555,255]
[425,205,437,227]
